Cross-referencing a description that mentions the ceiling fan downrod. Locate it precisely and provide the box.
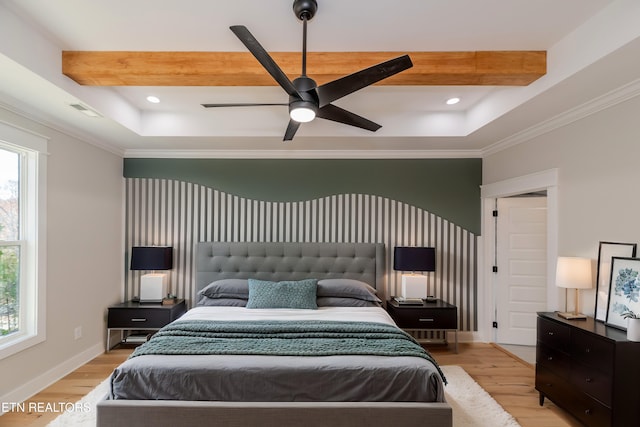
[293,0,317,77]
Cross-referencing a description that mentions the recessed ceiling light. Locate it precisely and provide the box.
[146,96,160,104]
[446,97,460,105]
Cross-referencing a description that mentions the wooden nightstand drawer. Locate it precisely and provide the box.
[391,307,456,329]
[108,307,174,328]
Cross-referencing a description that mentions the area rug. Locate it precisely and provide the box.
[47,365,521,427]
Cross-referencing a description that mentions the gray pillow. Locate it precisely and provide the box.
[316,279,381,303]
[316,297,380,307]
[196,295,247,307]
[198,279,249,300]
[246,278,318,309]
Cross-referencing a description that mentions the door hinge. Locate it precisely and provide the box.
[492,210,498,217]
[492,321,498,328]
[492,266,498,273]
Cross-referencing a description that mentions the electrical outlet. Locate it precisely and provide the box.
[74,326,82,340]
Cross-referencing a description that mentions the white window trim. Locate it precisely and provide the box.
[0,121,47,360]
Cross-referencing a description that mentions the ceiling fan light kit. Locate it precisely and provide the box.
[290,105,317,123]
[204,0,413,141]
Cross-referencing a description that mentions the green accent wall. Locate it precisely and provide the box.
[123,158,481,234]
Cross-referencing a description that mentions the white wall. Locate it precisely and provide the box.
[0,107,122,403]
[483,94,640,316]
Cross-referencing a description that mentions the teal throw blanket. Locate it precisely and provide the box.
[130,320,446,384]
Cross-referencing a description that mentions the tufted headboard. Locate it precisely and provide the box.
[195,242,385,300]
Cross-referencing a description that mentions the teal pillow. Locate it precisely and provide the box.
[247,278,318,309]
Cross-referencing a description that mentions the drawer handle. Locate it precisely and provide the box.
[585,378,592,383]
[419,318,435,322]
[547,356,553,361]
[585,348,591,353]
[548,331,554,336]
[131,318,147,322]
[585,409,592,416]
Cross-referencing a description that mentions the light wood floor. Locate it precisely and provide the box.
[1,343,581,427]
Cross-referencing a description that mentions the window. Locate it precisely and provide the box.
[0,122,47,360]
[0,149,20,337]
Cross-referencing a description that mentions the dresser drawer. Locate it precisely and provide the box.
[389,306,457,329]
[570,361,612,407]
[108,307,173,328]
[537,365,611,427]
[535,365,571,404]
[571,330,614,374]
[537,317,570,352]
[537,343,571,379]
[565,392,612,427]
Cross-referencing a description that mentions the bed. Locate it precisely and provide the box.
[97,242,452,427]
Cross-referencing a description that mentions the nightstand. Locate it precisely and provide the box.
[106,299,186,351]
[386,299,458,352]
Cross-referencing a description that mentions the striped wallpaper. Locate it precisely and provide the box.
[125,178,478,332]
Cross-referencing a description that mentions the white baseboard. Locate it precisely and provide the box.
[0,342,104,415]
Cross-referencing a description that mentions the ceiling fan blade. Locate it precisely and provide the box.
[316,55,413,107]
[230,25,300,98]
[202,103,287,108]
[283,119,301,141]
[317,104,381,132]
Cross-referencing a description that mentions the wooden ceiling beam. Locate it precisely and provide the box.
[62,50,546,86]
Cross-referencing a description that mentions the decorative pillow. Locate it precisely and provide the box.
[246,278,318,309]
[316,279,381,303]
[196,295,247,307]
[198,279,249,300]
[316,297,380,307]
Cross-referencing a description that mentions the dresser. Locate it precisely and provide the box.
[536,312,640,427]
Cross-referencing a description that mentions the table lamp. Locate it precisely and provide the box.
[130,246,173,303]
[555,256,592,320]
[393,246,436,301]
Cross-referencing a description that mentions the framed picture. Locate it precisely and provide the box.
[605,256,640,330]
[595,241,637,322]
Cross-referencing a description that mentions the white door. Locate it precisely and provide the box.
[496,196,547,345]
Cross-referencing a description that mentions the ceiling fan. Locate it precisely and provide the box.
[201,0,413,141]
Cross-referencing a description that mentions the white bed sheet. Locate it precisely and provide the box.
[178,305,397,325]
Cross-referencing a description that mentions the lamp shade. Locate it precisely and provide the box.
[130,246,173,270]
[555,256,592,289]
[393,247,436,272]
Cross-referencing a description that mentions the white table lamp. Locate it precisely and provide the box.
[393,247,436,300]
[556,256,592,320]
[130,246,173,303]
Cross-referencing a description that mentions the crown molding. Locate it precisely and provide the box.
[123,148,483,159]
[482,76,640,157]
[0,98,125,158]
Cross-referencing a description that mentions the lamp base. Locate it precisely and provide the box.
[400,274,428,299]
[557,311,587,320]
[140,273,168,303]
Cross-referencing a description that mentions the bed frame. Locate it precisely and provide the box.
[97,242,452,427]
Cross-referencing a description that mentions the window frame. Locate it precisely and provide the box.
[0,121,47,360]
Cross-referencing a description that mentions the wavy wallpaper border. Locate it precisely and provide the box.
[125,178,478,332]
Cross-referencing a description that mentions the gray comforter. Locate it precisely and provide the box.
[111,320,446,403]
